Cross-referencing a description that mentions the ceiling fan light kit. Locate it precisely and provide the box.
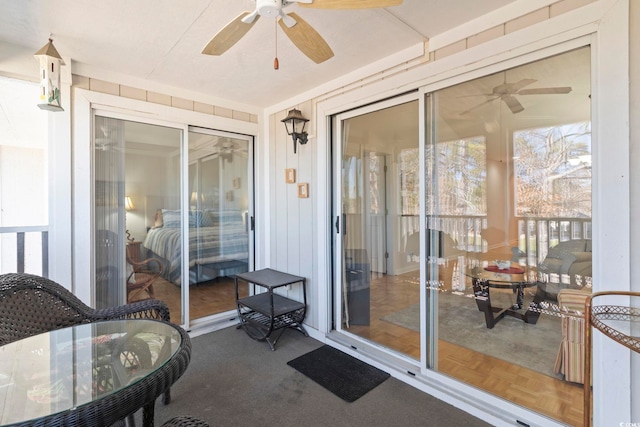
[201,0,402,65]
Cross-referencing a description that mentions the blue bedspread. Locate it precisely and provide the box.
[143,220,248,285]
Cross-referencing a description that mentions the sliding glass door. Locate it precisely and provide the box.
[93,116,254,326]
[94,116,182,314]
[426,47,591,425]
[335,96,420,360]
[187,127,253,321]
[333,46,591,425]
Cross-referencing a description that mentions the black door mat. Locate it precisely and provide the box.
[287,345,390,402]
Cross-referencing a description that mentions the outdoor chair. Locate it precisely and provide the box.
[553,288,590,384]
[0,272,174,405]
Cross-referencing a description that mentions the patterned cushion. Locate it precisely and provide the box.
[557,289,590,312]
[554,289,590,383]
[161,209,243,228]
[161,209,181,228]
[202,209,243,227]
[201,210,216,227]
[189,210,205,228]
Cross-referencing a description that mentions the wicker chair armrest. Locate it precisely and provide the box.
[90,299,170,322]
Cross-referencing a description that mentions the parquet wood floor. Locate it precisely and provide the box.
[350,271,584,427]
[141,271,583,426]
[132,276,248,323]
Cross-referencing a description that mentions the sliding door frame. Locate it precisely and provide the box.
[317,0,630,420]
[331,92,422,354]
[73,89,259,331]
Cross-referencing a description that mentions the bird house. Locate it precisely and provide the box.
[34,39,65,111]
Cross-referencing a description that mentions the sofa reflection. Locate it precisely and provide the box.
[513,239,592,301]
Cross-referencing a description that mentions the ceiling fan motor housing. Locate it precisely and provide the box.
[256,0,283,18]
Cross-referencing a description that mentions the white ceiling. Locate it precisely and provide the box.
[0,0,518,109]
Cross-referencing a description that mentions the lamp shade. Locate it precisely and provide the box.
[34,39,65,112]
[125,196,135,211]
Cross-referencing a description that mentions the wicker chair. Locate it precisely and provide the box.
[126,245,164,303]
[162,416,210,427]
[0,272,174,404]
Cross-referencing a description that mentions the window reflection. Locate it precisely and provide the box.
[428,46,591,425]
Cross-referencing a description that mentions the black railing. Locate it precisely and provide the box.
[0,226,48,277]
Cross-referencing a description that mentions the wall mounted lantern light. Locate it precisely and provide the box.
[281,109,309,154]
[34,37,65,112]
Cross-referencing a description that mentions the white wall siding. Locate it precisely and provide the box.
[269,101,317,329]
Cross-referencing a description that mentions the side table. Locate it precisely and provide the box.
[235,268,307,350]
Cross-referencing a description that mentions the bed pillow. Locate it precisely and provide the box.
[201,209,217,227]
[189,210,205,227]
[202,209,243,227]
[153,209,163,228]
[161,209,181,228]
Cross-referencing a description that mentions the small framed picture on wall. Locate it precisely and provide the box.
[298,183,309,198]
[285,168,296,183]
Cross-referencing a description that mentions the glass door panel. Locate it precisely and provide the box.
[339,100,420,360]
[426,47,591,425]
[94,117,183,323]
[187,129,252,320]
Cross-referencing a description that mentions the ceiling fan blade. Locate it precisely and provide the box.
[502,95,524,114]
[280,10,297,28]
[460,97,498,116]
[241,10,260,24]
[493,78,536,95]
[457,92,495,98]
[299,0,402,9]
[279,12,334,64]
[518,86,573,95]
[201,12,259,56]
[507,78,537,92]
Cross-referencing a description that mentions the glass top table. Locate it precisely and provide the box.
[0,319,191,426]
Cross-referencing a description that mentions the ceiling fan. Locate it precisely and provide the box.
[201,0,402,67]
[461,78,572,115]
[193,137,248,163]
[95,125,124,152]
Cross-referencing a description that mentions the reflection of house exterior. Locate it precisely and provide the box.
[0,1,638,426]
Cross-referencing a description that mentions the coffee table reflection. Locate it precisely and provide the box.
[466,263,545,329]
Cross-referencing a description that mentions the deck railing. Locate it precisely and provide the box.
[428,215,591,261]
[0,226,49,277]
